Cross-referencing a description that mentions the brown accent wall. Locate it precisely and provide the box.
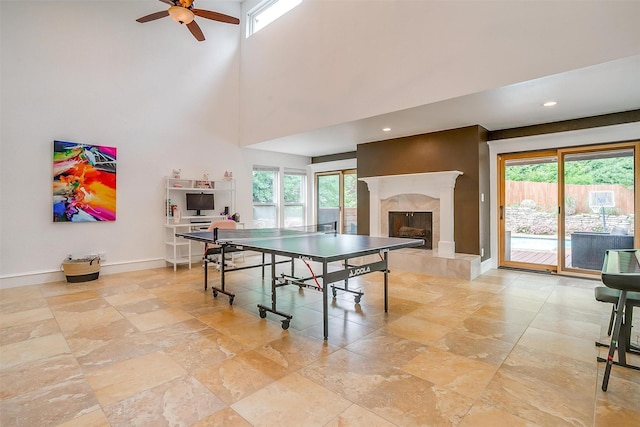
[357,125,490,258]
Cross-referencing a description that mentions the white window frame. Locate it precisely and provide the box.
[252,166,279,228]
[246,0,302,37]
[283,168,307,228]
[252,166,308,229]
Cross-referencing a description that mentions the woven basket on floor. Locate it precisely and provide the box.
[61,257,100,283]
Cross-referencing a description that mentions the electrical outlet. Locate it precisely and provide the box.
[66,253,73,260]
[98,251,107,261]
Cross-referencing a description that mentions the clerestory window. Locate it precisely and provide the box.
[246,0,302,37]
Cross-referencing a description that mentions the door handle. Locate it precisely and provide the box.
[500,206,504,220]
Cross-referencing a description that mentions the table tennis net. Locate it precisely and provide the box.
[212,222,338,241]
[295,222,338,233]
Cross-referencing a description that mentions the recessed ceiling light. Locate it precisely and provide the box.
[382,127,391,132]
[543,101,557,107]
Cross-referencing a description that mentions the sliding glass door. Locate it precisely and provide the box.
[499,142,638,275]
[499,152,559,271]
[560,146,636,273]
[316,169,357,234]
[343,170,358,234]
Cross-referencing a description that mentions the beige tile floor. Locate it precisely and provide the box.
[1,259,639,426]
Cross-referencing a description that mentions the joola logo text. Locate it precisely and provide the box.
[349,266,371,277]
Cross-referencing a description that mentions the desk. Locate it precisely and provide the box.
[599,249,640,391]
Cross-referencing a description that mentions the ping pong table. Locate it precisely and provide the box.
[176,224,424,339]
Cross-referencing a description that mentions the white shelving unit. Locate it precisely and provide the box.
[164,177,236,270]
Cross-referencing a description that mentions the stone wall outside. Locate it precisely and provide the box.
[506,206,635,236]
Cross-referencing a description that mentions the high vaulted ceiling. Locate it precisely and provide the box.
[246,54,640,157]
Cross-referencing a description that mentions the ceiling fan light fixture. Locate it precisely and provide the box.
[168,6,194,24]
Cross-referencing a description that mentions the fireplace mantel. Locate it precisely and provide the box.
[360,171,463,256]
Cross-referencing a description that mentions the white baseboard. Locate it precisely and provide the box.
[0,258,167,289]
[481,258,495,274]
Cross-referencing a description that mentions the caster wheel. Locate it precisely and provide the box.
[212,290,218,298]
[281,319,290,330]
[259,309,267,319]
[229,296,235,306]
[354,295,361,304]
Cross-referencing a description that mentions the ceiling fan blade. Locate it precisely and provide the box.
[186,20,205,41]
[192,9,240,25]
[159,0,176,5]
[136,10,170,23]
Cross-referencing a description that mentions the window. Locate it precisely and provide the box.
[247,0,302,37]
[252,166,307,229]
[283,169,306,228]
[252,166,278,228]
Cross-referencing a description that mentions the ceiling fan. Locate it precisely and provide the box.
[136,0,240,42]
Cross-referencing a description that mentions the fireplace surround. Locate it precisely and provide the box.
[359,171,481,280]
[360,171,462,256]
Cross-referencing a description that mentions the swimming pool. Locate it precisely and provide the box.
[510,235,571,251]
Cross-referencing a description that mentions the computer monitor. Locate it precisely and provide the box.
[185,193,214,216]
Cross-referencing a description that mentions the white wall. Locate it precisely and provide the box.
[239,0,640,146]
[0,1,310,288]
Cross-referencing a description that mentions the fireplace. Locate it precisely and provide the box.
[357,171,481,280]
[360,171,462,256]
[389,211,432,249]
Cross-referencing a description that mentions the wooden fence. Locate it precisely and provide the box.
[505,181,634,214]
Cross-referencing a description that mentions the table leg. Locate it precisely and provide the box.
[621,303,634,357]
[344,259,349,290]
[614,303,632,366]
[271,253,277,311]
[596,303,640,369]
[220,246,225,290]
[204,258,208,290]
[602,290,628,391]
[384,251,389,313]
[323,260,329,340]
[209,246,235,305]
[257,252,292,329]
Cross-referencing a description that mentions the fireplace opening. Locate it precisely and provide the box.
[389,211,432,249]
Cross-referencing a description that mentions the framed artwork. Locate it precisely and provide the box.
[53,140,117,222]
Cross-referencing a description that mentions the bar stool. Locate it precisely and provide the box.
[599,249,640,391]
[594,286,640,347]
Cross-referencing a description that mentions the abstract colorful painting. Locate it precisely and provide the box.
[53,141,117,222]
